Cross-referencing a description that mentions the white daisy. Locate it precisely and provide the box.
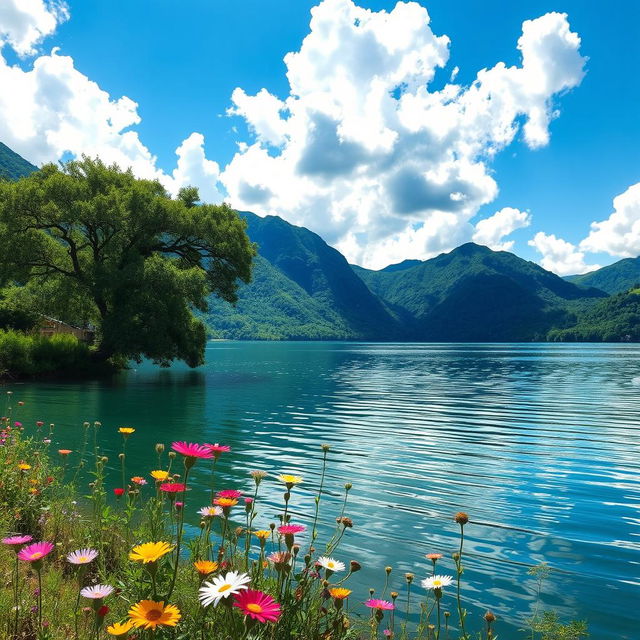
[198,506,223,518]
[317,556,345,572]
[421,575,453,590]
[199,571,250,607]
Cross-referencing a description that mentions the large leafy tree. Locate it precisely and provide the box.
[0,157,255,366]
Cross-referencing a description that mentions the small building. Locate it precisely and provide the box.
[38,316,95,343]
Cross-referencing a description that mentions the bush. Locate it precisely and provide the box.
[0,330,91,377]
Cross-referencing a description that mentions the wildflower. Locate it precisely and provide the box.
[365,599,395,611]
[329,587,351,600]
[277,524,306,535]
[194,560,218,576]
[317,556,345,573]
[350,560,362,572]
[58,449,72,456]
[268,551,292,570]
[118,427,135,435]
[254,529,271,540]
[217,489,242,499]
[128,600,181,630]
[426,553,443,562]
[206,443,231,459]
[199,571,251,607]
[129,542,174,564]
[249,469,267,484]
[174,501,184,511]
[81,584,114,600]
[336,516,353,528]
[18,463,31,471]
[159,482,186,494]
[277,473,303,488]
[171,442,213,466]
[150,470,169,482]
[214,497,238,508]
[113,488,125,498]
[98,605,109,617]
[454,512,469,526]
[421,575,453,590]
[198,506,222,518]
[131,476,147,486]
[484,611,496,623]
[106,620,134,636]
[2,534,33,548]
[36,421,44,427]
[67,548,99,565]
[233,589,281,623]
[18,541,54,563]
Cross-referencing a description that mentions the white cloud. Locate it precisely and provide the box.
[0,3,223,203]
[529,232,600,276]
[473,207,531,251]
[580,182,640,258]
[0,0,68,56]
[221,0,586,268]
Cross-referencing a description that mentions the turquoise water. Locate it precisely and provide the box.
[6,342,640,638]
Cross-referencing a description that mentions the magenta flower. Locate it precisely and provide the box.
[234,589,281,623]
[18,541,54,563]
[171,442,213,459]
[277,524,306,535]
[206,443,230,458]
[2,534,33,547]
[159,482,186,494]
[216,489,242,499]
[365,599,395,611]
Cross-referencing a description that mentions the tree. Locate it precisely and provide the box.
[0,157,255,367]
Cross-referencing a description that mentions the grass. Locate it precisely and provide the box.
[0,392,589,640]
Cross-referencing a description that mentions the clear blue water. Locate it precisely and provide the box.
[7,342,640,638]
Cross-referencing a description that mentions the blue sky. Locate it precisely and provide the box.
[1,0,639,272]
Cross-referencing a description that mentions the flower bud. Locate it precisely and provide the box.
[484,611,496,623]
[454,511,469,525]
[155,443,165,454]
[385,566,392,575]
[168,451,176,459]
[350,560,361,573]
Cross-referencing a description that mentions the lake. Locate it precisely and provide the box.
[6,342,640,638]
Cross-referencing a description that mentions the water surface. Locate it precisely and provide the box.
[7,342,640,638]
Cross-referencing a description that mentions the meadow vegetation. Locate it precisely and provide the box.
[0,392,588,639]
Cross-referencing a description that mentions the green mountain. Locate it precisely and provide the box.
[549,289,640,342]
[565,257,640,294]
[203,212,401,340]
[0,142,37,180]
[354,243,607,341]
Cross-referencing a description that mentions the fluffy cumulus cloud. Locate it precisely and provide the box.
[528,232,600,276]
[580,182,640,258]
[0,0,68,56]
[221,0,586,268]
[0,0,222,202]
[473,207,531,251]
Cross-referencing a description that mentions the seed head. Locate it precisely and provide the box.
[454,512,469,526]
[385,566,392,575]
[405,573,414,583]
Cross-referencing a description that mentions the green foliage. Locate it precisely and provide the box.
[0,330,92,377]
[528,612,589,640]
[547,289,640,342]
[0,157,255,367]
[565,257,640,294]
[0,141,37,181]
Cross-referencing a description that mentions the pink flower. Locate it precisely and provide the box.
[160,482,186,494]
[277,524,306,535]
[113,488,125,498]
[365,599,395,611]
[2,535,33,547]
[171,442,213,459]
[14,422,22,427]
[206,443,230,458]
[18,541,54,563]
[244,497,254,505]
[81,584,114,599]
[216,489,242,499]
[233,589,281,623]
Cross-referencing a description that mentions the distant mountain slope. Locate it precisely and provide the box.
[204,212,401,340]
[355,243,607,341]
[566,257,640,294]
[0,142,37,180]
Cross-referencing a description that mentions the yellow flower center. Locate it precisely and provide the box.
[31,552,43,559]
[78,556,88,563]
[247,603,263,613]
[327,562,335,568]
[433,580,441,587]
[218,584,232,592]
[146,609,162,621]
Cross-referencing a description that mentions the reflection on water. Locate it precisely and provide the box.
[7,342,640,639]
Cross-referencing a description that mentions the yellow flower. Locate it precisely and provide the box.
[18,463,31,471]
[277,474,303,487]
[194,560,218,576]
[119,427,135,435]
[129,541,174,564]
[106,620,134,636]
[150,470,169,482]
[329,587,352,600]
[128,600,181,630]
[214,497,238,508]
[254,529,271,540]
